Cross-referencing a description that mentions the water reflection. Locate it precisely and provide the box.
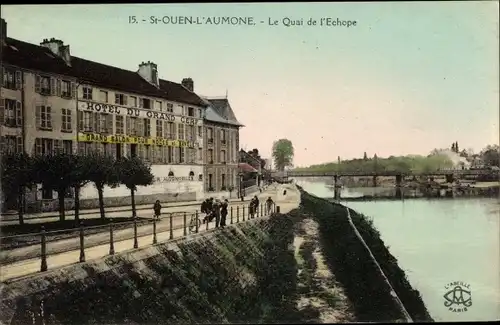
[294,179,500,322]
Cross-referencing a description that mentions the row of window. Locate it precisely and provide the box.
[1,68,203,118]
[206,171,236,191]
[82,86,202,118]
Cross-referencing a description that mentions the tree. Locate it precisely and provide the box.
[33,153,76,221]
[0,153,35,225]
[451,143,456,152]
[272,139,294,171]
[363,152,368,160]
[87,153,120,219]
[455,142,459,153]
[69,154,96,222]
[481,145,500,167]
[116,157,154,217]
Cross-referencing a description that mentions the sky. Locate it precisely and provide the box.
[2,2,499,167]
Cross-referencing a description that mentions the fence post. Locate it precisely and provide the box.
[242,206,246,221]
[230,206,234,224]
[40,226,47,272]
[133,216,138,249]
[79,222,85,263]
[236,206,240,223]
[183,212,187,236]
[109,219,115,255]
[260,204,263,217]
[206,213,209,230]
[169,213,174,240]
[153,217,157,245]
[195,211,200,233]
[276,206,281,213]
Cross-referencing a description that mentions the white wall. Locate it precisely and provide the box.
[80,164,204,199]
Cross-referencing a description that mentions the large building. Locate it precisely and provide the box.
[201,97,243,199]
[0,18,241,211]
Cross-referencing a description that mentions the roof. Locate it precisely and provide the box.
[201,97,244,127]
[3,37,207,107]
[238,163,258,173]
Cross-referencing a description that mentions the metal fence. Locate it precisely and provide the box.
[0,203,280,276]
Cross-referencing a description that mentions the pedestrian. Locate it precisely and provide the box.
[220,199,229,227]
[266,196,274,214]
[153,200,162,219]
[253,195,260,217]
[213,199,221,227]
[248,198,255,219]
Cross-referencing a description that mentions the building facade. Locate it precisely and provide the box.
[1,18,211,211]
[201,97,243,199]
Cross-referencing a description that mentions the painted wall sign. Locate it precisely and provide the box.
[78,101,199,124]
[155,176,197,183]
[77,133,198,148]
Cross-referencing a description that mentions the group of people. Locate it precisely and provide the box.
[153,191,277,228]
[200,197,229,228]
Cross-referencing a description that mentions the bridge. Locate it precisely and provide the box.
[272,169,499,178]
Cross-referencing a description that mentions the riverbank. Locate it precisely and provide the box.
[298,185,434,322]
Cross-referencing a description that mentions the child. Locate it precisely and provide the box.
[153,200,162,219]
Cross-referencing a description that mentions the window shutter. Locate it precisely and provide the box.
[35,75,42,93]
[15,101,22,127]
[123,95,128,106]
[93,113,99,133]
[78,111,83,132]
[47,107,53,129]
[35,138,42,156]
[56,79,62,97]
[163,122,169,138]
[89,112,95,132]
[126,116,131,135]
[71,82,76,99]
[110,143,117,159]
[0,98,4,125]
[16,137,23,153]
[172,123,177,139]
[50,77,56,96]
[35,106,41,128]
[138,118,144,137]
[15,71,22,90]
[106,114,113,134]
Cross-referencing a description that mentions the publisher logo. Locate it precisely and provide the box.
[443,281,472,313]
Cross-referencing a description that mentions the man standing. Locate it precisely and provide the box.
[220,199,229,227]
[213,199,221,228]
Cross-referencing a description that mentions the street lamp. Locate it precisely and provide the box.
[238,171,244,201]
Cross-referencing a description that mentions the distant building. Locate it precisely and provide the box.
[201,96,243,199]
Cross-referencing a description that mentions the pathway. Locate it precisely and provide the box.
[0,184,301,283]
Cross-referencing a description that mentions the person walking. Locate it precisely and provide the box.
[248,198,255,219]
[220,199,229,227]
[153,200,162,219]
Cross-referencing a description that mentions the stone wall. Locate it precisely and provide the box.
[0,216,300,325]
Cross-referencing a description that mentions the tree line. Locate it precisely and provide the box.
[294,144,500,174]
[1,152,154,225]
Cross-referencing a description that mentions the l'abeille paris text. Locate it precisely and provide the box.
[77,133,198,148]
[78,101,198,125]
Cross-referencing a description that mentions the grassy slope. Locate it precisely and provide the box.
[298,186,434,322]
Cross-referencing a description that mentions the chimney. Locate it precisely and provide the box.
[0,19,6,44]
[137,61,159,87]
[181,78,194,92]
[40,38,71,66]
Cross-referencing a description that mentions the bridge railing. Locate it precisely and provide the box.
[0,203,280,280]
[273,169,498,177]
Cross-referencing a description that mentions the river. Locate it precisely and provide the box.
[294,178,500,322]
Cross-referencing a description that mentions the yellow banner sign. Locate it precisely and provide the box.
[77,133,197,148]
